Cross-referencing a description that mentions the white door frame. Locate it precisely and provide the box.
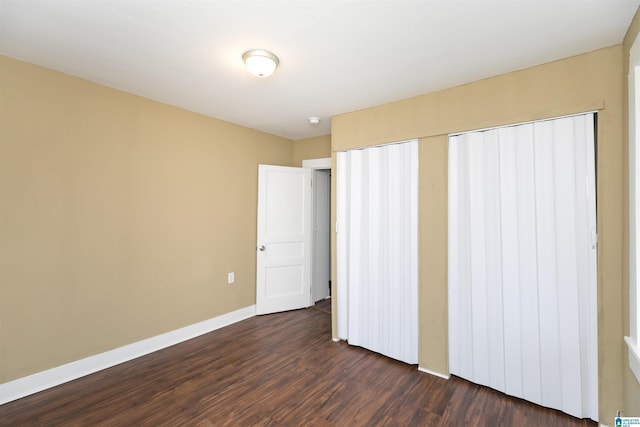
[303,158,332,305]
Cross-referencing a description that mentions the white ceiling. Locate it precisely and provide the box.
[1,1,638,140]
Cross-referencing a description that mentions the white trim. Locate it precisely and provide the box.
[629,31,640,386]
[302,157,331,169]
[418,366,450,380]
[0,305,256,404]
[625,336,640,384]
[335,139,416,153]
[303,159,333,307]
[448,110,599,137]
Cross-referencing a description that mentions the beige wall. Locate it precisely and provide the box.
[418,135,448,375]
[331,46,624,422]
[0,55,293,383]
[292,135,331,166]
[623,7,640,418]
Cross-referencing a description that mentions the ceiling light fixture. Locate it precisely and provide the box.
[308,116,321,126]
[242,49,279,77]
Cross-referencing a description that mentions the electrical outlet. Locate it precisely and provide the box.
[228,272,235,284]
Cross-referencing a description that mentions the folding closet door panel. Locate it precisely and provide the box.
[512,124,546,405]
[448,114,597,421]
[337,140,418,365]
[529,120,563,410]
[496,125,525,400]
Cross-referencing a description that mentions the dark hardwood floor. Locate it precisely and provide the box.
[1,299,596,426]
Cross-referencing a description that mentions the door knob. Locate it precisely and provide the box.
[258,245,266,251]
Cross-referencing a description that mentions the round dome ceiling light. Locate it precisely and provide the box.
[242,49,279,77]
[308,116,321,126]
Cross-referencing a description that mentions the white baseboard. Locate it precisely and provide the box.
[0,305,256,405]
[418,366,450,380]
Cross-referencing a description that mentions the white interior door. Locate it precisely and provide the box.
[256,165,312,315]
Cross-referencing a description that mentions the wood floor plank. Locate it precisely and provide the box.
[0,302,597,426]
